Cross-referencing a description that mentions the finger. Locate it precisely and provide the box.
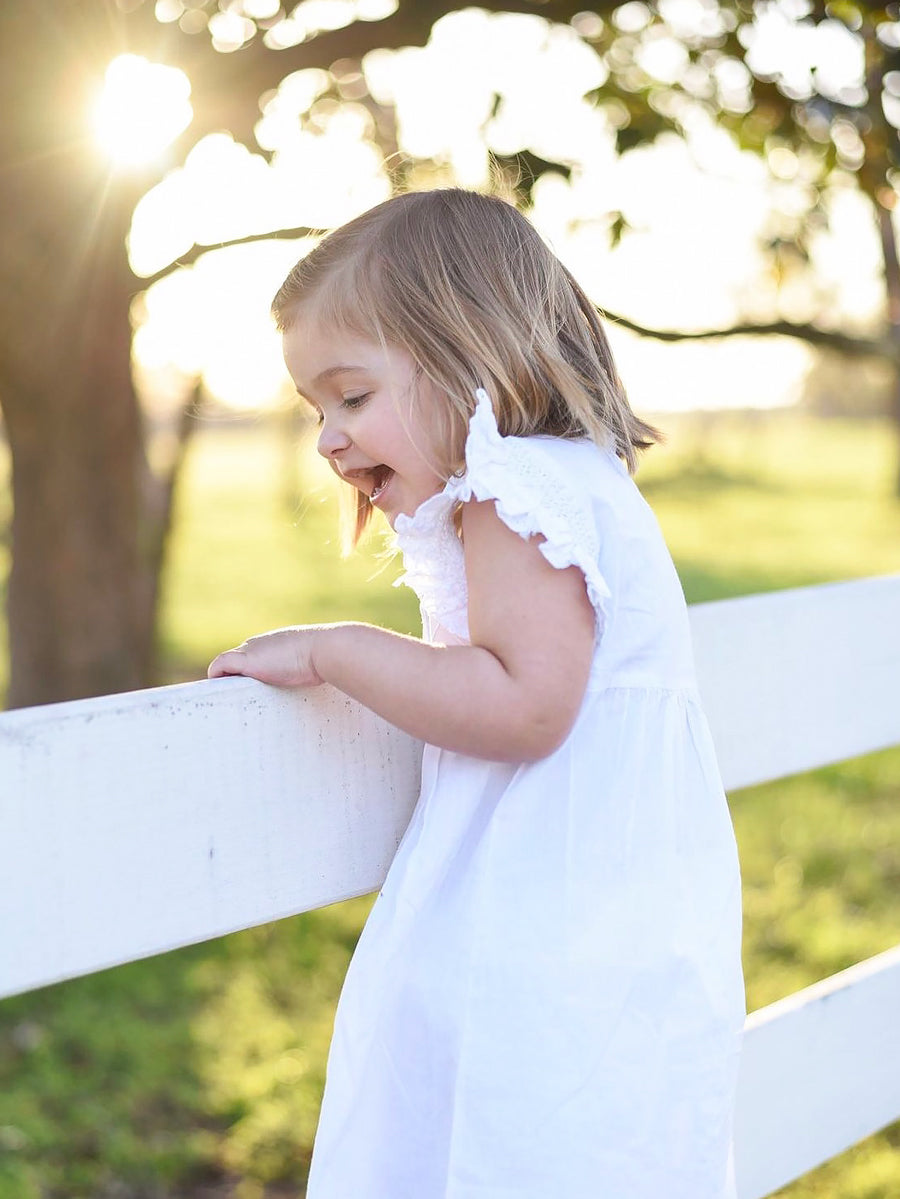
[207,649,247,679]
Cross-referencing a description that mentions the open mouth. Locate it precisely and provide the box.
[370,466,394,503]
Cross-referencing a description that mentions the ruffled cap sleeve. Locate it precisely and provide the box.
[444,389,612,638]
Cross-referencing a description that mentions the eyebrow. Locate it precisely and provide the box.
[312,364,367,385]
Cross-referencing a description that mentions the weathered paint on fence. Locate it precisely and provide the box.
[0,678,421,998]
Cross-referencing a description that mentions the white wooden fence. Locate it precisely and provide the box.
[2,574,899,1197]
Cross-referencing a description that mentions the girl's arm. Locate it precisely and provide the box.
[208,500,596,762]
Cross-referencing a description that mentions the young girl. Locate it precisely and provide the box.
[208,188,745,1199]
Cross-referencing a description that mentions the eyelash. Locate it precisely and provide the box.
[314,392,371,425]
[343,392,371,410]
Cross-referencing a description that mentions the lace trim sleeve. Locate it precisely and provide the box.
[445,389,612,638]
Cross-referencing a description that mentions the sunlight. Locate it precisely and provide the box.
[93,54,192,168]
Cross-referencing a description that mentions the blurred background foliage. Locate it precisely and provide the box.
[1,0,900,1195]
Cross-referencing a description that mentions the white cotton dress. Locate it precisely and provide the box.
[304,390,746,1199]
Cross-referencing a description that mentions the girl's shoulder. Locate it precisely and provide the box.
[462,392,633,508]
[524,430,630,487]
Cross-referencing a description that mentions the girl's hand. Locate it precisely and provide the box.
[207,626,325,688]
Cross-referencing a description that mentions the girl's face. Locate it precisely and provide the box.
[283,316,446,527]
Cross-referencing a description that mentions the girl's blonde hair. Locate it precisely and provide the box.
[272,187,665,547]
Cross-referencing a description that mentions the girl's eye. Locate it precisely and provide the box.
[342,392,371,410]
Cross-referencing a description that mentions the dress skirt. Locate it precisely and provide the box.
[304,684,745,1199]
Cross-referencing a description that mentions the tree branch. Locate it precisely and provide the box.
[135,224,319,287]
[134,226,892,362]
[601,309,893,361]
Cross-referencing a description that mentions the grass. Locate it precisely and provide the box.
[0,406,899,1197]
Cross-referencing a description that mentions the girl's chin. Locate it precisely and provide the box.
[371,477,444,526]
[381,502,410,529]
[380,499,420,530]
[371,476,414,525]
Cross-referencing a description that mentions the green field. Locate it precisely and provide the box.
[1,408,899,1198]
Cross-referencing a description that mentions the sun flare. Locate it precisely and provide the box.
[93,54,192,168]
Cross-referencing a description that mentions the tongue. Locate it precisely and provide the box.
[372,467,391,497]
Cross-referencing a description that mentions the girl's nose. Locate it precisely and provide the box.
[317,419,351,459]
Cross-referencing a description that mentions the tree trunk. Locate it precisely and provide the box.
[0,176,156,708]
[875,203,900,497]
[0,3,160,708]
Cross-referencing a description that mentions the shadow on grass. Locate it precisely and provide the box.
[0,939,228,1196]
[0,896,376,1197]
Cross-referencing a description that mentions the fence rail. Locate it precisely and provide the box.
[2,573,899,1197]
